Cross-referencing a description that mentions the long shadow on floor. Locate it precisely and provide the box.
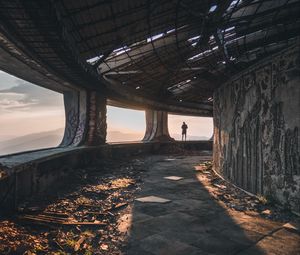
[125,155,264,255]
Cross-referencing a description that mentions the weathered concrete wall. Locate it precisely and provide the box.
[213,45,300,213]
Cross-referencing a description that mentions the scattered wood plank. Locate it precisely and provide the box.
[85,212,107,216]
[74,236,86,251]
[79,203,102,208]
[111,202,128,211]
[20,215,67,223]
[62,221,106,226]
[43,211,69,218]
[19,214,106,226]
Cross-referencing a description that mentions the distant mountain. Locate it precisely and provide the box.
[107,131,144,142]
[0,129,144,156]
[0,128,65,156]
[0,129,209,156]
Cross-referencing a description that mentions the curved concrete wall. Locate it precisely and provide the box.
[213,45,300,213]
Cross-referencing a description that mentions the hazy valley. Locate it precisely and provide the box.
[0,129,209,156]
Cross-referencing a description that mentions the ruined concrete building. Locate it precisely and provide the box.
[0,0,299,254]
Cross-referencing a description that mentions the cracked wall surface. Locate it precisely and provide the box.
[213,45,300,213]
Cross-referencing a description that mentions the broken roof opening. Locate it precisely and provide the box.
[168,79,193,95]
[188,47,218,62]
[41,0,299,110]
[112,46,132,56]
[147,33,165,42]
[209,4,218,13]
[86,55,104,65]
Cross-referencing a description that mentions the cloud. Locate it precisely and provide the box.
[0,80,63,112]
[0,95,36,111]
[0,80,66,137]
[0,71,65,140]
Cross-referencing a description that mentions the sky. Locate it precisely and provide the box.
[0,70,65,141]
[169,115,213,139]
[0,70,213,150]
[107,107,145,134]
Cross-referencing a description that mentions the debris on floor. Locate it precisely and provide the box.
[0,155,298,255]
[0,157,145,255]
[194,161,299,223]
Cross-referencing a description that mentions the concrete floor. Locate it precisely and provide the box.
[122,156,300,255]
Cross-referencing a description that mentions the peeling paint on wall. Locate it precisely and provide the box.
[213,45,300,213]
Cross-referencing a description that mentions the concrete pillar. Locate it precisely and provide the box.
[143,110,174,142]
[85,91,107,145]
[60,90,106,146]
[61,89,88,146]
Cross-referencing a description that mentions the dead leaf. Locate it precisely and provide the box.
[74,236,86,251]
[100,243,109,251]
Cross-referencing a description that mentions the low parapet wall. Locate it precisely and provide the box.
[0,141,212,212]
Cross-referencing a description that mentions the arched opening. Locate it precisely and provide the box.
[107,106,146,142]
[168,114,213,141]
[0,71,65,155]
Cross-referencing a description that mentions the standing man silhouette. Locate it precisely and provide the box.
[181,122,188,141]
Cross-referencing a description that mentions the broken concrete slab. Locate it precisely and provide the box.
[135,196,171,203]
[164,158,177,161]
[283,222,300,233]
[164,176,183,181]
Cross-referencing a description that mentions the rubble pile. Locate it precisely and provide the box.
[195,161,298,223]
[0,158,145,255]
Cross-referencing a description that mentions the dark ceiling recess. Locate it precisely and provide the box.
[0,0,299,115]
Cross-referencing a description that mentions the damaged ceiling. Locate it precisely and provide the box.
[0,0,299,115]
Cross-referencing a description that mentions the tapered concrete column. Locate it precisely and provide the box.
[61,90,106,146]
[61,89,88,146]
[143,110,174,142]
[86,91,107,145]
